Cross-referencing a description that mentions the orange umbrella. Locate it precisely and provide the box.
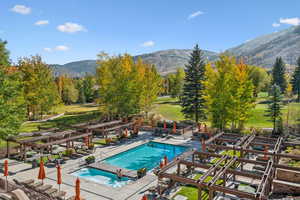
[4,160,8,177]
[38,160,46,183]
[141,195,147,200]
[163,121,167,131]
[3,160,8,192]
[159,161,164,169]
[75,178,81,200]
[164,156,168,165]
[172,122,176,134]
[57,165,62,191]
[201,138,206,152]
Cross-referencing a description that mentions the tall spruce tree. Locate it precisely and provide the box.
[180,44,206,123]
[272,57,287,93]
[291,57,300,102]
[265,84,283,135]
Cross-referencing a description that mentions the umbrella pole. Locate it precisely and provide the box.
[5,176,8,192]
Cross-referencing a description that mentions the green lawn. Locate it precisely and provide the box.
[174,174,223,200]
[151,96,300,128]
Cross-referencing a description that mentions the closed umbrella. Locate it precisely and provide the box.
[3,160,8,191]
[141,195,147,200]
[264,145,268,160]
[159,161,164,169]
[38,160,46,183]
[75,178,81,200]
[84,136,89,147]
[164,156,168,165]
[172,122,176,134]
[57,165,62,191]
[163,121,167,131]
[198,123,201,132]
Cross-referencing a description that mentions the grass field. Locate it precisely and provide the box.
[151,96,300,128]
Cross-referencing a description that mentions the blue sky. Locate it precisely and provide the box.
[0,0,299,64]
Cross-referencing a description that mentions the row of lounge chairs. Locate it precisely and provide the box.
[13,179,67,200]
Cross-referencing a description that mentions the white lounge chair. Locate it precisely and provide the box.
[11,189,30,200]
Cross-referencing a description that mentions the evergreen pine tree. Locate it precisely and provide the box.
[265,84,283,135]
[291,57,300,102]
[0,40,10,67]
[180,44,206,123]
[272,57,287,93]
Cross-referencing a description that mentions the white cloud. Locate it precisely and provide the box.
[43,48,52,52]
[141,41,155,47]
[188,11,204,20]
[279,17,300,26]
[272,22,280,27]
[35,20,49,26]
[55,45,69,51]
[11,5,31,15]
[57,22,86,33]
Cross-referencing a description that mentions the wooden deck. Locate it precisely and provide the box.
[89,162,138,179]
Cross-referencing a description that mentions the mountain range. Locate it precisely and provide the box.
[51,25,300,76]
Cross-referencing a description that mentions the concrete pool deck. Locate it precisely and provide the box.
[1,131,200,200]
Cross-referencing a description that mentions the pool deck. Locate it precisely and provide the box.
[1,131,200,200]
[89,162,138,179]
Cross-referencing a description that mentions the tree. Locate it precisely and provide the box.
[19,56,60,120]
[265,84,283,135]
[0,40,25,140]
[0,40,10,66]
[180,45,206,123]
[167,68,185,98]
[248,66,270,96]
[272,57,287,93]
[229,61,255,130]
[291,57,300,102]
[96,54,161,118]
[83,74,96,103]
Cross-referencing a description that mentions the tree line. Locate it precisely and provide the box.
[180,44,300,133]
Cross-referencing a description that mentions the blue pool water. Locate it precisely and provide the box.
[104,141,188,171]
[72,168,131,188]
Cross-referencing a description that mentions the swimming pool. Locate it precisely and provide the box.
[104,141,188,171]
[72,168,131,188]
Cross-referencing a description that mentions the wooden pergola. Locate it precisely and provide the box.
[7,130,93,161]
[156,132,300,200]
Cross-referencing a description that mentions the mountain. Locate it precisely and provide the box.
[51,49,218,77]
[51,26,300,76]
[227,25,300,68]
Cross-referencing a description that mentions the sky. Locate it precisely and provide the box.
[0,0,300,65]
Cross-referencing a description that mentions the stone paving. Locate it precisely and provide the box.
[0,131,198,200]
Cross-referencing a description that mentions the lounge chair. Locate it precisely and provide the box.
[11,189,30,200]
[44,188,57,196]
[36,184,52,192]
[28,181,43,189]
[51,191,66,200]
[0,193,12,200]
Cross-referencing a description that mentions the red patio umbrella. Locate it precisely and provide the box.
[38,160,46,183]
[163,121,167,131]
[75,178,81,200]
[141,195,148,200]
[57,164,62,191]
[3,160,8,191]
[172,122,176,134]
[164,156,168,165]
[159,161,164,169]
[201,138,206,152]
